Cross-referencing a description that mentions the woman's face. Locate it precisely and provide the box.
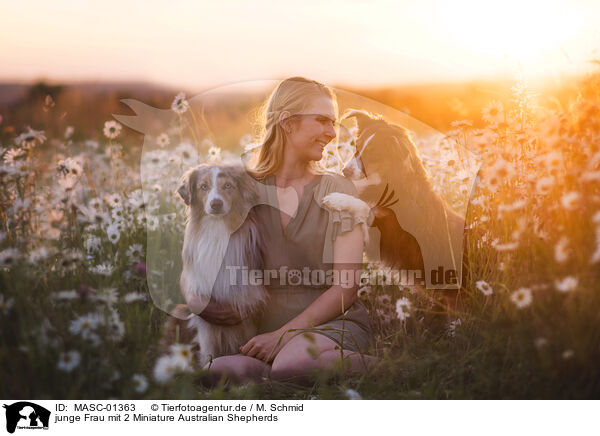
[285,96,337,162]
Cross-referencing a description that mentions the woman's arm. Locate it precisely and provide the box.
[181,288,244,326]
[240,224,364,361]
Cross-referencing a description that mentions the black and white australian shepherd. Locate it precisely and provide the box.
[341,109,466,294]
[166,163,268,366]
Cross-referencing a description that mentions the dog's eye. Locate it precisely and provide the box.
[224,182,232,189]
[200,183,209,191]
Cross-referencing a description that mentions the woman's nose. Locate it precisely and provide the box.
[324,122,336,139]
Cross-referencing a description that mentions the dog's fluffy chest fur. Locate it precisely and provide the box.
[179,208,267,366]
[182,217,230,300]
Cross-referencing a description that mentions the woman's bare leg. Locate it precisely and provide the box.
[203,354,270,385]
[270,333,376,383]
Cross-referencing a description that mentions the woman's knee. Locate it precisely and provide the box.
[270,334,337,381]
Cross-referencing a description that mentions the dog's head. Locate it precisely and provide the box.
[341,109,422,182]
[177,164,258,220]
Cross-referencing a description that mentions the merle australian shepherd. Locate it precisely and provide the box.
[163,164,267,367]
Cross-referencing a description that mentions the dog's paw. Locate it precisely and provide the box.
[322,192,370,220]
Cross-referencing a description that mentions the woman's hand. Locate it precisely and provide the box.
[240,329,292,363]
[198,297,245,326]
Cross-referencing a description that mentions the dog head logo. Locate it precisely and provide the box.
[3,402,50,434]
[114,81,481,317]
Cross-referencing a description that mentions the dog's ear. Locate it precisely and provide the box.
[177,168,197,205]
[341,109,381,134]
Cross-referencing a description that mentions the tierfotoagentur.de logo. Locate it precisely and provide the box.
[2,402,50,433]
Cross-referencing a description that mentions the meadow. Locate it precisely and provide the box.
[1,72,599,399]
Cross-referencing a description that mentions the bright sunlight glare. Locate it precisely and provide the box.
[437,0,583,67]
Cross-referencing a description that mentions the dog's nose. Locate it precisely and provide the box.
[343,164,357,179]
[210,199,223,212]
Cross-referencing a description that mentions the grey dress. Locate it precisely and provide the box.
[253,172,374,353]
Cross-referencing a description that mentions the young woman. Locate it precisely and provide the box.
[199,77,375,383]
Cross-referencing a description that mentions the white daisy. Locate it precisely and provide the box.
[58,351,81,372]
[156,133,170,148]
[170,343,194,367]
[57,157,83,177]
[132,374,148,393]
[95,288,119,306]
[69,313,103,338]
[64,125,74,139]
[492,239,519,252]
[554,236,569,263]
[90,262,114,276]
[147,216,159,231]
[562,349,574,360]
[123,292,147,303]
[153,354,191,383]
[175,142,198,167]
[88,198,103,211]
[153,355,177,383]
[52,290,79,301]
[560,191,581,211]
[171,92,189,114]
[84,235,101,254]
[395,297,412,321]
[581,171,600,183]
[497,199,527,215]
[3,148,27,166]
[103,194,122,209]
[106,223,120,244]
[510,287,533,309]
[126,244,144,262]
[475,280,493,296]
[59,249,83,271]
[207,146,222,163]
[28,246,52,264]
[107,308,125,341]
[481,100,504,125]
[537,151,563,172]
[554,276,578,293]
[15,127,46,149]
[103,121,122,139]
[0,248,21,269]
[345,389,362,400]
[535,176,555,195]
[57,174,79,192]
[111,207,125,221]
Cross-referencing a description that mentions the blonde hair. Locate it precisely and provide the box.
[248,77,337,180]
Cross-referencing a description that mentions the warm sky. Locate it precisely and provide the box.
[2,0,599,91]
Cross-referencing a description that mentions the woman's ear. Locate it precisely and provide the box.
[278,111,292,133]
